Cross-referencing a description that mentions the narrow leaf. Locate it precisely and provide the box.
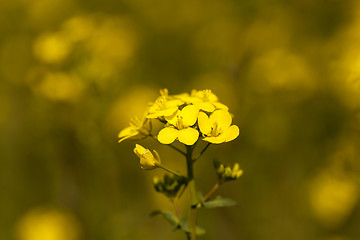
[203,196,237,208]
[150,211,179,230]
[179,219,206,235]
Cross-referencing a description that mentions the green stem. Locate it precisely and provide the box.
[168,144,186,156]
[158,165,184,178]
[202,182,220,202]
[193,143,211,162]
[186,146,198,240]
[172,199,182,218]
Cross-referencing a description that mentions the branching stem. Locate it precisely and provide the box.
[193,143,211,162]
[202,182,220,202]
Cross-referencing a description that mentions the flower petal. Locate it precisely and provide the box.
[161,106,179,117]
[212,102,229,111]
[198,112,212,135]
[158,127,178,144]
[202,136,226,144]
[134,144,147,156]
[178,128,199,145]
[209,110,232,130]
[198,102,215,112]
[164,110,179,126]
[181,105,199,127]
[223,125,240,142]
[118,127,139,142]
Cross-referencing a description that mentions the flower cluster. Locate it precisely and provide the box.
[118,89,243,239]
[119,89,239,149]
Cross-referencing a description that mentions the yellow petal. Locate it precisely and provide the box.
[118,127,138,142]
[212,102,229,111]
[198,102,215,112]
[210,110,232,130]
[178,128,199,145]
[180,105,199,127]
[202,136,226,144]
[198,112,212,135]
[140,151,158,170]
[166,99,183,108]
[223,125,240,142]
[134,144,147,157]
[161,106,179,117]
[164,110,179,126]
[158,127,178,144]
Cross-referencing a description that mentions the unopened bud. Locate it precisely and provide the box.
[134,144,161,170]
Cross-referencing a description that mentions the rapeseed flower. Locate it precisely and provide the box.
[158,105,199,145]
[198,109,239,144]
[146,89,184,118]
[180,89,228,112]
[118,116,150,142]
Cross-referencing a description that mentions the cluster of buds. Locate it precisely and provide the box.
[153,174,187,199]
[214,159,243,183]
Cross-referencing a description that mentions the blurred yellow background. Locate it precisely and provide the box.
[1,0,360,239]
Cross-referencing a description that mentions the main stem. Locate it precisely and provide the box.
[186,146,198,240]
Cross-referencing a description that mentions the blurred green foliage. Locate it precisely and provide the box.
[1,0,360,239]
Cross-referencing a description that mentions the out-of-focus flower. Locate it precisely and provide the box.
[16,208,80,240]
[134,144,161,170]
[33,33,71,63]
[309,171,359,227]
[35,72,85,102]
[158,105,199,145]
[118,116,151,142]
[198,110,239,144]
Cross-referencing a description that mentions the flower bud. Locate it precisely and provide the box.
[133,144,161,170]
[152,174,186,199]
[217,165,225,175]
[215,161,243,182]
[224,167,232,178]
[153,177,164,192]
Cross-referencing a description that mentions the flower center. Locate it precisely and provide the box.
[202,89,212,101]
[156,96,167,108]
[211,121,222,137]
[176,115,185,129]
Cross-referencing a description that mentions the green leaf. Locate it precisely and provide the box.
[203,196,237,208]
[179,219,206,235]
[150,211,179,230]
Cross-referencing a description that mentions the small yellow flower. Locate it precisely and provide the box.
[158,105,199,145]
[133,144,161,170]
[198,109,239,144]
[118,116,150,142]
[180,89,228,112]
[146,89,184,118]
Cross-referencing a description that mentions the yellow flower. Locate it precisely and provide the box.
[198,109,239,144]
[146,89,184,118]
[133,144,161,170]
[158,105,199,145]
[180,89,228,112]
[118,116,150,142]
